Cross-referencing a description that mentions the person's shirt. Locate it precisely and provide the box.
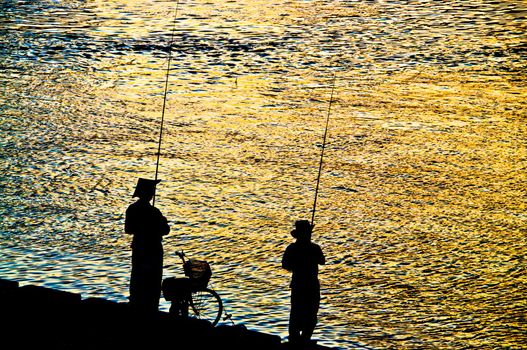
[125,200,170,247]
[282,240,325,288]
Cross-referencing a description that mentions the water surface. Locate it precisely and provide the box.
[1,1,526,349]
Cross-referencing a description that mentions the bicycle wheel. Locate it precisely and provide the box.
[189,288,223,326]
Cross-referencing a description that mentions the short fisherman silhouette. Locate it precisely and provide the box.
[125,178,170,314]
[282,220,325,345]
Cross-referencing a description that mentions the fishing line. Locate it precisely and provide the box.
[311,72,337,226]
[153,0,181,205]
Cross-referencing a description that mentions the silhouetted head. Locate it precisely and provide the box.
[291,219,313,241]
[132,178,160,201]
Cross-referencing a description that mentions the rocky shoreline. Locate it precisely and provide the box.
[0,278,334,350]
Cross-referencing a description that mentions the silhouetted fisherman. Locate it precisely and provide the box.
[282,220,325,345]
[125,178,170,314]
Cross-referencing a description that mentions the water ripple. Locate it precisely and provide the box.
[1,1,526,349]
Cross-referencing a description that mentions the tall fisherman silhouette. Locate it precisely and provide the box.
[125,178,170,314]
[123,0,178,317]
[282,73,335,346]
[282,220,326,345]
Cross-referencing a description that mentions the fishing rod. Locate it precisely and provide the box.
[153,0,181,206]
[311,72,337,226]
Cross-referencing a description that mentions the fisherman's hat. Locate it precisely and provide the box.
[132,178,161,198]
[291,219,313,238]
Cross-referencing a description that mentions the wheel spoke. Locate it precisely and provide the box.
[189,288,223,326]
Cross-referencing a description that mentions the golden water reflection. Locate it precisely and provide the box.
[1,1,526,349]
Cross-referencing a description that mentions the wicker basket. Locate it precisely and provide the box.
[184,259,212,289]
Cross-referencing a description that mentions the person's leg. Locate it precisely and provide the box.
[289,288,301,343]
[300,287,320,342]
[180,297,189,317]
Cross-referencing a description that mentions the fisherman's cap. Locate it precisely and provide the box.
[291,219,313,238]
[295,220,312,232]
[132,178,161,197]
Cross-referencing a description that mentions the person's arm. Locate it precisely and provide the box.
[154,207,170,236]
[318,245,325,265]
[160,215,170,236]
[282,246,293,271]
[124,207,135,235]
